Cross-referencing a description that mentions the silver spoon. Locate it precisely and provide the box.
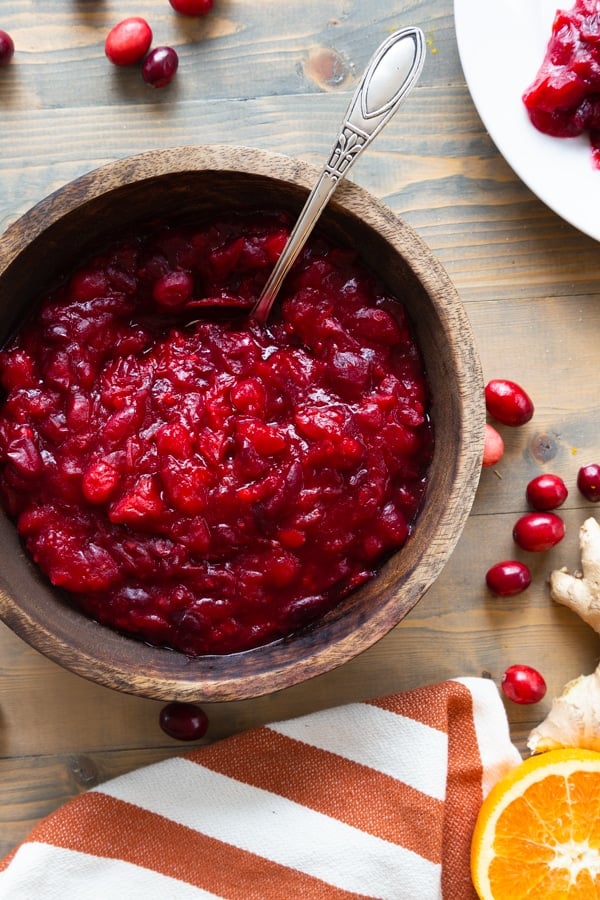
[251,26,426,326]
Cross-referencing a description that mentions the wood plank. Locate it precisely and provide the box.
[0,0,459,111]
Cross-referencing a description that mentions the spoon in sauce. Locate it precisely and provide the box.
[250,26,426,326]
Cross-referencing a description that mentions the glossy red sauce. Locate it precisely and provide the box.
[523,0,600,168]
[0,213,433,655]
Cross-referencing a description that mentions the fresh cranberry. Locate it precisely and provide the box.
[501,664,546,704]
[169,0,215,14]
[484,379,534,426]
[526,473,568,511]
[577,463,600,502]
[159,702,209,741]
[513,512,565,552]
[482,422,504,467]
[0,30,14,67]
[142,46,179,87]
[105,17,152,67]
[485,561,532,597]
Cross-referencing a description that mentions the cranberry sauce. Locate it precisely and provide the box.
[0,212,433,656]
[523,0,600,167]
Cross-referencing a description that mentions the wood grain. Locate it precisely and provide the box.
[0,0,598,861]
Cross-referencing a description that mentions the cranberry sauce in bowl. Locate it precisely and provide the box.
[0,211,433,656]
[0,147,483,701]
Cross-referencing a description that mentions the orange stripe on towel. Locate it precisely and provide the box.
[369,681,464,732]
[186,727,443,864]
[442,684,482,900]
[27,791,368,900]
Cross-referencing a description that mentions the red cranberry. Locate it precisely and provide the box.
[0,30,14,67]
[482,422,504,467]
[484,379,534,426]
[526,473,568,510]
[169,0,215,14]
[485,560,532,597]
[142,47,179,88]
[159,702,209,741]
[153,271,194,308]
[82,458,120,504]
[105,17,152,67]
[513,512,565,552]
[577,463,600,502]
[501,664,546,704]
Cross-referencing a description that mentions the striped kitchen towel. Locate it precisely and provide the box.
[0,677,520,899]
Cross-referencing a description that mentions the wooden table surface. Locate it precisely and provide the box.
[1,0,599,859]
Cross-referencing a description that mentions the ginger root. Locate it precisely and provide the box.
[549,516,600,631]
[527,517,600,754]
[528,670,600,753]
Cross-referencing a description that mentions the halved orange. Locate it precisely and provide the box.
[471,748,600,899]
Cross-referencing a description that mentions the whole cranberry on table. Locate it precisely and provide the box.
[169,0,214,14]
[0,30,14,66]
[142,46,179,87]
[577,463,600,502]
[485,561,532,597]
[105,17,153,67]
[484,379,534,427]
[482,423,504,467]
[525,473,568,511]
[159,702,209,741]
[513,512,565,552]
[502,664,547,705]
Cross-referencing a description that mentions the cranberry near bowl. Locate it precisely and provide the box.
[0,146,484,702]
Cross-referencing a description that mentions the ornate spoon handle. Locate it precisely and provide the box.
[251,26,426,325]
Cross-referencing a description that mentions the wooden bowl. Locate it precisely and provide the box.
[0,146,484,701]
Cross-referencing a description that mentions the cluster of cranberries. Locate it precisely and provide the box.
[105,18,176,87]
[481,377,599,705]
[482,379,534,467]
[105,1,214,88]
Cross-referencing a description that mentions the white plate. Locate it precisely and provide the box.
[454,0,600,241]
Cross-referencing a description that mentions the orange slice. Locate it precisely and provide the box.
[471,748,600,899]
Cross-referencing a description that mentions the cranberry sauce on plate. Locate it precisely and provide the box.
[523,0,600,167]
[0,212,433,656]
